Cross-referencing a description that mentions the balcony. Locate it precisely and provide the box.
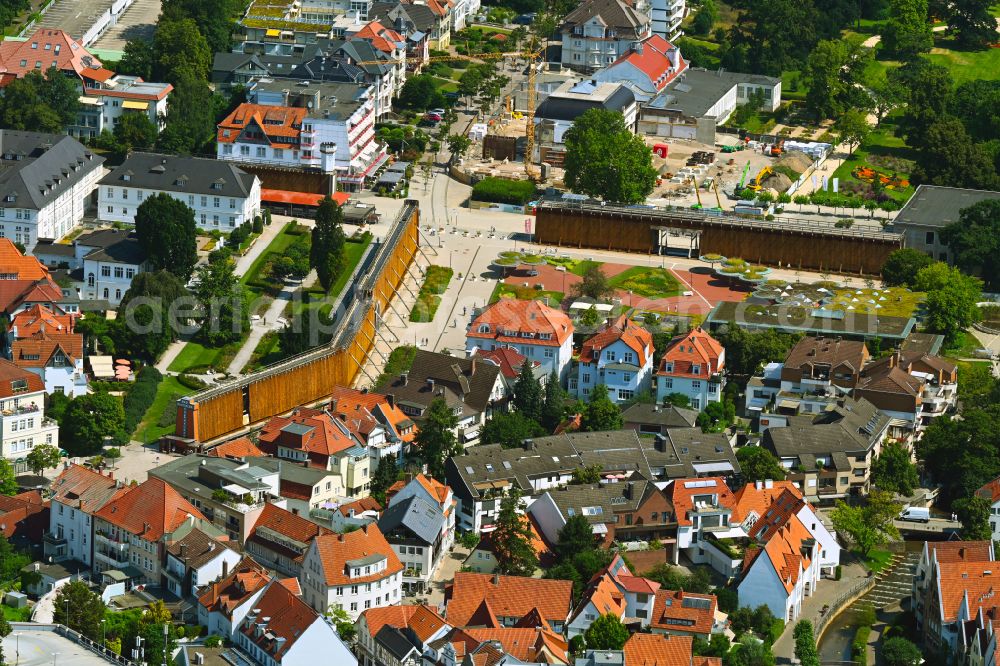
[95,546,129,566]
[43,531,67,547]
[0,403,41,418]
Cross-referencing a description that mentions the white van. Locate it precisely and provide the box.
[899,507,930,523]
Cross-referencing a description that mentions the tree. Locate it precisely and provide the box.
[134,194,198,280]
[918,409,1000,505]
[0,459,17,496]
[889,59,952,148]
[481,412,545,449]
[370,455,399,506]
[871,441,919,496]
[572,265,613,301]
[580,306,602,328]
[0,68,78,133]
[113,112,158,152]
[726,638,776,666]
[571,463,603,485]
[491,488,538,575]
[447,133,471,160]
[736,447,786,482]
[834,109,870,155]
[914,262,983,341]
[119,270,191,360]
[949,80,1000,142]
[157,68,216,154]
[53,580,107,638]
[794,621,820,666]
[580,385,623,432]
[911,116,1000,190]
[512,360,543,423]
[954,495,993,541]
[25,444,61,476]
[152,17,211,82]
[326,606,358,642]
[541,371,565,431]
[563,108,658,204]
[691,0,718,34]
[946,0,998,48]
[584,613,629,650]
[396,75,445,111]
[311,197,347,292]
[805,40,852,119]
[882,636,922,666]
[194,257,249,346]
[694,633,732,657]
[118,40,153,79]
[162,0,242,53]
[870,79,905,127]
[414,398,459,479]
[697,400,736,432]
[941,200,1000,289]
[716,326,801,378]
[61,393,126,456]
[881,0,933,56]
[556,514,597,561]
[881,248,935,287]
[279,307,334,357]
[830,489,900,555]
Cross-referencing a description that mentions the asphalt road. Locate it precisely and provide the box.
[2,631,114,666]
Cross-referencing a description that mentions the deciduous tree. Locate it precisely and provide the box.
[113,113,158,152]
[580,385,623,432]
[194,257,249,346]
[152,18,212,82]
[572,265,613,301]
[119,270,191,360]
[941,199,1000,289]
[736,447,786,482]
[794,621,820,666]
[25,444,62,476]
[830,489,900,555]
[871,441,920,496]
[945,0,998,49]
[311,197,347,292]
[954,495,993,541]
[0,459,17,496]
[880,248,935,287]
[54,580,107,639]
[882,636,923,666]
[563,109,658,204]
[584,613,629,650]
[61,393,126,456]
[414,398,460,480]
[134,194,198,280]
[834,109,871,155]
[480,412,545,449]
[881,0,933,57]
[914,262,983,341]
[369,455,399,506]
[491,488,538,575]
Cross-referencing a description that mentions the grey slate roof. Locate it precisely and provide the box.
[369,2,440,33]
[893,184,1000,230]
[763,397,891,464]
[622,403,698,428]
[0,131,104,212]
[82,234,146,266]
[374,625,421,660]
[378,495,444,545]
[560,0,650,36]
[375,349,501,420]
[445,428,739,501]
[99,153,258,199]
[647,69,781,119]
[546,481,645,526]
[536,85,636,121]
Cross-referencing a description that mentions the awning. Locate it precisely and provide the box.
[591,523,609,534]
[261,189,349,207]
[463,429,480,442]
[266,29,280,37]
[222,483,250,495]
[90,355,114,379]
[777,399,801,410]
[692,462,735,474]
[122,100,149,110]
[78,96,102,106]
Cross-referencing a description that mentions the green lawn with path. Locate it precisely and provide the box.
[607,266,683,298]
[490,282,564,307]
[134,375,189,444]
[830,123,917,203]
[241,222,308,290]
[925,38,1000,84]
[544,256,600,276]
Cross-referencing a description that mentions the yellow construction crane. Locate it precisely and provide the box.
[355,47,543,179]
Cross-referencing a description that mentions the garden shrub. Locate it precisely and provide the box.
[123,367,162,434]
[472,177,536,205]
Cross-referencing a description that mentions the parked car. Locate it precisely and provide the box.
[424,111,443,122]
[899,507,930,523]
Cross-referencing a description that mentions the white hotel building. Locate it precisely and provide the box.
[97,153,262,232]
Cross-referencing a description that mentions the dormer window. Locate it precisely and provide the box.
[478,324,490,333]
[122,174,131,182]
[665,362,674,373]
[692,364,700,375]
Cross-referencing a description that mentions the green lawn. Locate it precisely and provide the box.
[830,124,917,203]
[942,330,984,359]
[167,341,224,373]
[862,548,893,574]
[327,236,372,302]
[544,256,601,276]
[490,282,564,307]
[925,37,1000,84]
[607,266,683,298]
[134,375,189,444]
[826,286,924,318]
[241,222,307,289]
[410,265,454,323]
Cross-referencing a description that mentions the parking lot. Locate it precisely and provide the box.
[35,0,119,42]
[92,0,161,50]
[2,630,117,666]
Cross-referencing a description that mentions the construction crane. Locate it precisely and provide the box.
[355,47,544,179]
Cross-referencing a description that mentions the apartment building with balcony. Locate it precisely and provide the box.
[0,359,59,460]
[329,386,417,464]
[466,299,575,382]
[572,315,654,403]
[217,78,387,191]
[773,336,870,416]
[45,464,122,566]
[300,523,403,619]
[654,327,725,410]
[197,556,271,640]
[377,494,446,594]
[150,454,282,543]
[856,351,958,433]
[246,503,330,578]
[649,0,686,40]
[761,397,891,502]
[666,477,743,574]
[91,478,214,585]
[163,528,242,601]
[559,0,653,72]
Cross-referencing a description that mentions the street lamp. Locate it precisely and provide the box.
[101,619,106,649]
[14,632,18,666]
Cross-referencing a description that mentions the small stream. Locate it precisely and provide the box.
[818,548,920,662]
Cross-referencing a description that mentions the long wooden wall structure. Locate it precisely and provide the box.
[534,200,903,275]
[175,201,420,443]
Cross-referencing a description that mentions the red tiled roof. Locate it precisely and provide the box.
[756,515,814,594]
[0,490,46,540]
[336,496,383,517]
[929,540,995,564]
[666,477,734,527]
[0,278,63,315]
[463,628,569,664]
[312,523,402,586]
[624,632,695,666]
[446,573,572,628]
[579,315,653,365]
[257,407,359,464]
[657,327,724,378]
[0,357,45,398]
[474,346,537,379]
[329,386,417,444]
[49,464,120,513]
[248,504,329,565]
[649,589,717,635]
[94,477,206,541]
[608,35,687,91]
[0,241,50,280]
[198,557,270,616]
[938,562,1000,622]
[218,103,307,144]
[0,29,100,83]
[467,299,573,347]
[238,579,318,661]
[10,304,74,338]
[11,329,83,368]
[361,604,447,642]
[206,437,265,460]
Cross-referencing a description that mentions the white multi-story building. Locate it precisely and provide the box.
[572,315,654,403]
[45,464,122,566]
[70,229,148,305]
[649,0,685,41]
[654,327,725,410]
[163,528,242,601]
[0,132,104,252]
[300,523,403,620]
[465,299,575,382]
[217,78,387,191]
[560,0,653,72]
[0,359,60,461]
[98,153,262,233]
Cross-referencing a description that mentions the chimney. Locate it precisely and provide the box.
[625,481,634,499]
[471,355,478,376]
[180,544,187,558]
[755,481,762,491]
[764,479,773,489]
[654,434,666,452]
[223,560,230,578]
[427,378,435,390]
[386,394,395,409]
[401,372,408,386]
[195,654,205,665]
[522,439,534,450]
[493,572,500,585]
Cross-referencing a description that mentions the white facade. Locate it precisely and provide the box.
[97,179,262,233]
[649,0,685,40]
[300,539,403,620]
[572,338,654,404]
[48,497,93,565]
[464,336,574,384]
[655,372,724,411]
[198,585,266,641]
[28,358,88,398]
[0,162,101,252]
[561,17,652,71]
[164,547,243,599]
[0,389,58,460]
[737,539,821,623]
[80,255,145,305]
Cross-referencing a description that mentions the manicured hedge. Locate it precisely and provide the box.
[472,177,536,205]
[124,367,162,435]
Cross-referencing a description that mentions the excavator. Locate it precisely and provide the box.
[746,166,774,193]
[736,161,752,194]
[713,179,724,210]
[689,176,704,209]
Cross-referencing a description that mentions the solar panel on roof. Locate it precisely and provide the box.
[682,597,712,610]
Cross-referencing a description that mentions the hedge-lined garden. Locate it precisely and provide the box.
[471,177,537,205]
[124,367,162,436]
[410,266,454,322]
